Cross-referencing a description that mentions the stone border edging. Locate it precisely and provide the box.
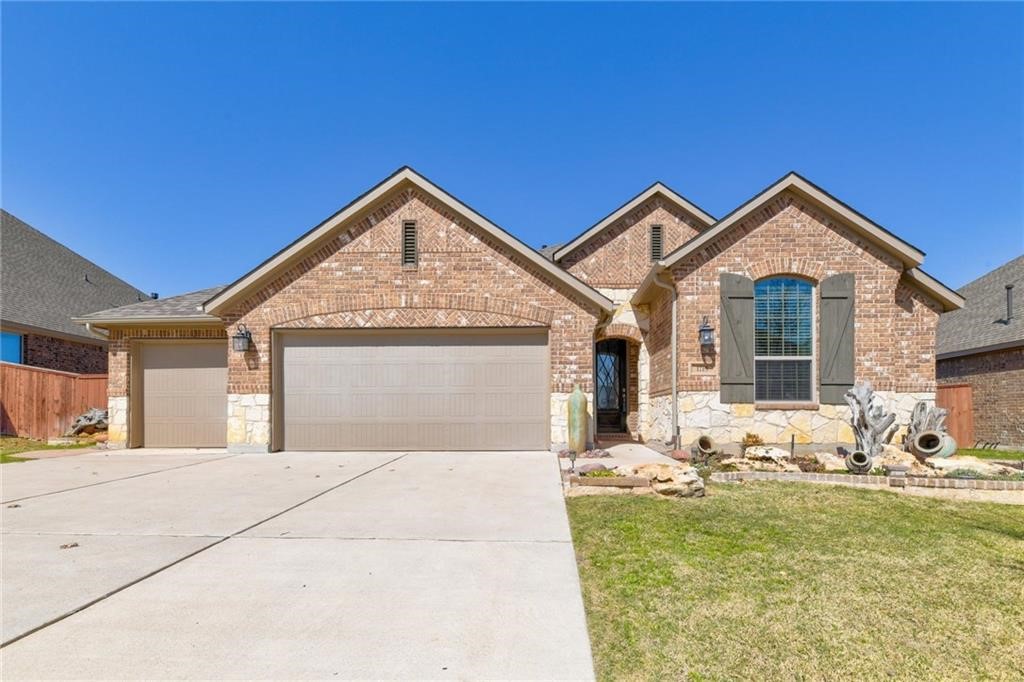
[710,471,1024,491]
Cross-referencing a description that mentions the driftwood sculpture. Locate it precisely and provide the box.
[904,401,947,451]
[65,408,108,436]
[844,382,897,459]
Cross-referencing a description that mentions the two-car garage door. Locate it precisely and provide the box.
[279,330,549,451]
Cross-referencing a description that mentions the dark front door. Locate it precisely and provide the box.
[595,339,627,432]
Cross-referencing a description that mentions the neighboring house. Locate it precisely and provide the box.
[936,255,1023,449]
[0,210,152,374]
[77,167,962,452]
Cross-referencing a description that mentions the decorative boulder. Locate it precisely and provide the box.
[619,463,705,498]
[813,452,847,471]
[720,456,801,473]
[744,446,791,464]
[925,456,1018,477]
[878,444,935,476]
[577,463,610,475]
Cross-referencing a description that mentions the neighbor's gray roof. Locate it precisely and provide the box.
[936,254,1024,357]
[77,285,226,323]
[0,210,151,340]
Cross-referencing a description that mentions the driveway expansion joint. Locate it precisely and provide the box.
[1,452,408,649]
[0,454,239,505]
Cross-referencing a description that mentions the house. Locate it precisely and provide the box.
[936,255,1023,449]
[76,167,963,452]
[0,210,152,374]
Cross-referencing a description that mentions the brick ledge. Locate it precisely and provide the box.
[710,471,1024,491]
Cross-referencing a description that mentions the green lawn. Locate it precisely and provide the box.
[568,483,1024,681]
[957,448,1024,461]
[0,436,93,461]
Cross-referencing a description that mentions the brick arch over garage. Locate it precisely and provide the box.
[275,307,546,330]
[263,293,556,328]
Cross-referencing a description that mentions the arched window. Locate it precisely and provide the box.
[754,277,814,402]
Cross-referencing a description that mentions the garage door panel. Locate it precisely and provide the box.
[281,331,549,451]
[141,344,227,448]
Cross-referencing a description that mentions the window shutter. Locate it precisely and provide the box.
[720,273,755,403]
[819,273,855,404]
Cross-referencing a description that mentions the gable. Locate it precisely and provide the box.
[219,182,612,323]
[561,196,705,288]
[552,182,714,265]
[205,167,613,317]
[640,172,961,312]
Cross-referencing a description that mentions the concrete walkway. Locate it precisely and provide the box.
[1,450,594,679]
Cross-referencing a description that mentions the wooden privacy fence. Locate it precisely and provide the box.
[0,362,107,440]
[936,383,974,448]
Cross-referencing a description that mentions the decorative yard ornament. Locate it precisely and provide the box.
[231,324,253,352]
[904,401,955,460]
[844,381,897,460]
[567,385,588,459]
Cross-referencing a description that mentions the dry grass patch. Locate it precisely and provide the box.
[568,482,1024,681]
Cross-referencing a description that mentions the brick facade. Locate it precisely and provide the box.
[107,326,228,399]
[100,175,951,452]
[649,190,942,398]
[221,186,601,399]
[938,347,1024,448]
[562,198,704,287]
[22,334,107,374]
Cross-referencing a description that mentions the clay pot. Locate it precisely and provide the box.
[910,430,944,459]
[845,450,872,475]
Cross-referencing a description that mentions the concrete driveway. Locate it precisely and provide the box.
[1,450,593,680]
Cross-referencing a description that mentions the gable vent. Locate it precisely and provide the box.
[401,221,418,266]
[650,224,664,261]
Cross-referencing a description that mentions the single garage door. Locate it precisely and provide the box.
[280,330,549,451]
[141,343,227,447]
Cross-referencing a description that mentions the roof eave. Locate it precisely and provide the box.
[902,268,965,312]
[937,338,1024,360]
[72,316,224,329]
[661,172,926,270]
[630,263,668,305]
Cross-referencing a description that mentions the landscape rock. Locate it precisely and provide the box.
[630,462,695,482]
[652,476,705,498]
[722,456,801,473]
[576,463,610,474]
[744,445,791,464]
[813,452,847,471]
[925,456,1018,477]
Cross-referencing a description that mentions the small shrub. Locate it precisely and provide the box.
[741,433,764,448]
[582,469,618,478]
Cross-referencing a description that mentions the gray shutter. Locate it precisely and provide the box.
[720,273,754,403]
[819,273,855,404]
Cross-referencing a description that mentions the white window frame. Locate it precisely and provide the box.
[753,277,817,404]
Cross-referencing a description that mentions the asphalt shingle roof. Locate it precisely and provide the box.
[0,210,151,340]
[78,285,226,322]
[936,255,1024,357]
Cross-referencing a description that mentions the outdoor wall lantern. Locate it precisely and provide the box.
[232,324,253,352]
[698,316,715,348]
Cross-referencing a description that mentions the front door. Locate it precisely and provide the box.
[595,339,627,432]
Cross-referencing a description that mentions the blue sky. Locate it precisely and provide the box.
[3,2,1022,298]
